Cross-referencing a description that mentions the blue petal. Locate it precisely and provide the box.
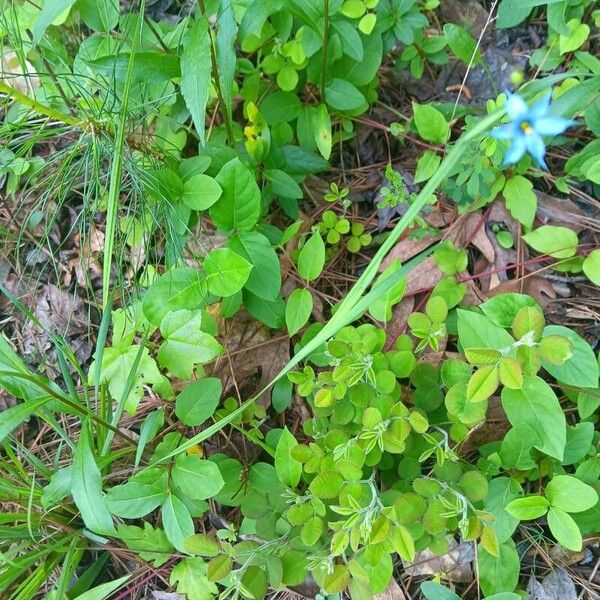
[502,134,527,165]
[528,91,552,120]
[534,117,575,136]
[505,93,528,120]
[524,131,547,169]
[491,123,517,140]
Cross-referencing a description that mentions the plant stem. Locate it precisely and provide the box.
[320,0,330,103]
[197,0,234,145]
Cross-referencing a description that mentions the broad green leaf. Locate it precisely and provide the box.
[506,495,549,520]
[325,79,366,111]
[559,19,590,55]
[117,523,173,566]
[301,516,323,546]
[501,376,566,461]
[414,150,441,184]
[545,475,598,513]
[522,225,578,259]
[207,555,233,581]
[170,557,218,600]
[457,310,514,350]
[107,481,167,518]
[157,310,223,380]
[260,91,302,123]
[215,0,237,128]
[391,525,415,562]
[74,575,130,600]
[368,259,407,322]
[443,23,481,65]
[445,382,488,426]
[503,175,536,229]
[420,582,460,600]
[309,471,343,498]
[547,507,582,551]
[266,169,303,199]
[243,290,286,329]
[541,325,599,387]
[182,174,222,210]
[298,232,325,281]
[484,478,522,543]
[499,423,538,470]
[583,249,600,286]
[478,540,520,596]
[481,293,540,328]
[239,0,282,39]
[175,378,222,426]
[275,427,302,487]
[313,103,332,160]
[71,424,116,535]
[204,248,253,297]
[228,231,281,301]
[162,494,194,552]
[322,564,350,594]
[210,158,261,231]
[180,17,212,146]
[467,366,499,403]
[77,0,119,32]
[497,0,562,28]
[412,103,449,143]
[563,423,595,466]
[142,267,209,327]
[89,344,162,414]
[285,288,313,336]
[32,0,76,44]
[333,20,364,61]
[172,454,224,500]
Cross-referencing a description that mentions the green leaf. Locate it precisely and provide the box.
[170,557,218,600]
[414,150,442,184]
[89,344,162,415]
[182,174,222,210]
[117,523,173,566]
[73,575,131,600]
[275,427,302,487]
[107,480,167,518]
[412,103,449,143]
[228,231,281,301]
[215,0,237,129]
[420,582,461,600]
[309,471,343,498]
[266,168,303,199]
[499,423,538,470]
[162,494,195,552]
[260,91,302,123]
[180,17,212,146]
[210,158,261,231]
[547,507,582,551]
[285,288,313,336]
[298,232,325,281]
[583,249,600,286]
[545,475,598,513]
[506,495,549,520]
[157,310,223,380]
[0,396,50,444]
[522,225,578,259]
[457,310,514,350]
[541,325,599,388]
[313,103,332,160]
[207,555,233,581]
[501,376,566,461]
[172,454,225,500]
[325,79,366,111]
[142,267,208,327]
[175,378,222,426]
[584,98,600,136]
[32,0,76,44]
[484,478,522,544]
[478,540,520,596]
[391,525,415,562]
[559,19,590,55]
[443,23,481,65]
[467,366,499,403]
[368,259,407,322]
[76,0,119,32]
[301,516,323,546]
[333,20,364,61]
[204,248,253,297]
[71,423,116,535]
[481,293,540,328]
[503,175,537,229]
[497,0,563,28]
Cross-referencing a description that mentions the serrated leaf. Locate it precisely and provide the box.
[170,557,218,600]
[117,523,174,566]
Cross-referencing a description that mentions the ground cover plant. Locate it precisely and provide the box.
[0,0,600,599]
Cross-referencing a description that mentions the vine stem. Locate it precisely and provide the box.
[197,0,234,145]
[320,0,329,103]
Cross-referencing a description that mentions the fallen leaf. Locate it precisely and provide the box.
[403,539,475,582]
[374,578,407,600]
[405,257,444,296]
[527,569,577,600]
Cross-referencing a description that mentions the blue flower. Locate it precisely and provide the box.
[491,91,575,170]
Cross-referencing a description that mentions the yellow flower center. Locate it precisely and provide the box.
[520,121,533,134]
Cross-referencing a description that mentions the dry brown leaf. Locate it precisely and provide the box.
[536,191,585,232]
[489,277,558,307]
[403,540,475,582]
[384,296,414,341]
[405,257,443,296]
[381,232,440,271]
